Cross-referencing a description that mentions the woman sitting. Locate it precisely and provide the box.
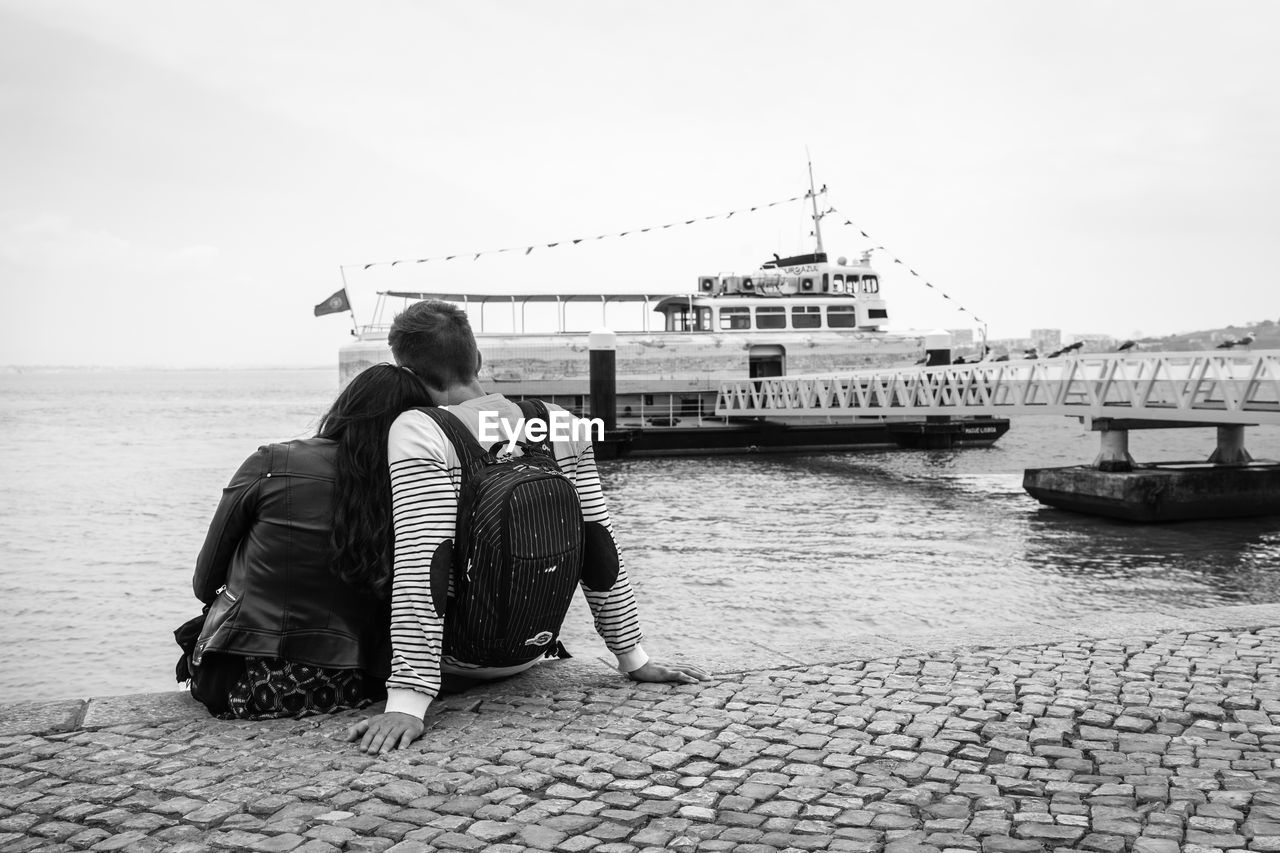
[179,364,435,718]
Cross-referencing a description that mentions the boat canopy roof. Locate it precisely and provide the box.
[383,290,671,305]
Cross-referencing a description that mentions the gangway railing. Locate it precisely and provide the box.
[715,351,1280,426]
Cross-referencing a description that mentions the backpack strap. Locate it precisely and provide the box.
[516,398,555,457]
[412,405,490,536]
[413,406,489,470]
[411,407,489,616]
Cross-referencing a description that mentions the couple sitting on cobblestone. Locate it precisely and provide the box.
[179,300,705,752]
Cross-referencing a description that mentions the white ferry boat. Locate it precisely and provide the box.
[338,179,1008,455]
[339,267,1007,456]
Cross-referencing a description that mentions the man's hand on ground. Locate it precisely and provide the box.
[346,712,424,754]
[627,661,709,684]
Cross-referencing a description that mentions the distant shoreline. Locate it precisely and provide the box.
[0,364,336,373]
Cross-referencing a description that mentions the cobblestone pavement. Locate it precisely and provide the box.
[2,623,1280,852]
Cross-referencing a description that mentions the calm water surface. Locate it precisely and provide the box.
[2,368,1278,702]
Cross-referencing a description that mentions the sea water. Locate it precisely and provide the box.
[1,368,1278,702]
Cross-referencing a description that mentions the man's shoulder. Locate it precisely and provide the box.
[390,406,443,430]
[388,407,452,461]
[526,400,594,455]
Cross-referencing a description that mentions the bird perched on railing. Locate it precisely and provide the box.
[1023,347,1039,360]
[1048,341,1084,357]
[1239,333,1256,346]
[1116,340,1136,352]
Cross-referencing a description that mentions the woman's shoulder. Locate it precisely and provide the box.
[253,438,338,474]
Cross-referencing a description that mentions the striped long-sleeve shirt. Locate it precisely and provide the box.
[384,394,646,718]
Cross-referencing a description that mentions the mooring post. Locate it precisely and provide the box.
[925,330,951,429]
[1208,425,1253,465]
[589,328,617,432]
[924,330,952,367]
[1093,427,1135,472]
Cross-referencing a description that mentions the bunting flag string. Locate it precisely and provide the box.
[344,192,815,271]
[826,205,986,327]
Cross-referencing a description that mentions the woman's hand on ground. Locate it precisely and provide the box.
[346,712,424,754]
[627,661,709,684]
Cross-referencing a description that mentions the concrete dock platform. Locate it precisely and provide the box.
[1023,463,1280,521]
[2,603,1279,852]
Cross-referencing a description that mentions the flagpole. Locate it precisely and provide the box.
[339,266,358,336]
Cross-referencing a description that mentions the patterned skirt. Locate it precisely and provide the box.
[220,657,376,720]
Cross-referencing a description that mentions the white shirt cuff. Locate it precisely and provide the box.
[615,644,649,675]
[384,687,432,719]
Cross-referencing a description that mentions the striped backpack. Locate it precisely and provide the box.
[418,399,590,667]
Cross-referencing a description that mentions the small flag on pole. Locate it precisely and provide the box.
[314,288,351,317]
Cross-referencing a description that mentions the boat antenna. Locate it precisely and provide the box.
[806,151,825,255]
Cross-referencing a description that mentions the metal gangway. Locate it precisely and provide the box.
[716,350,1280,465]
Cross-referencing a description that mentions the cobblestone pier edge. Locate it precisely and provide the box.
[0,602,1276,852]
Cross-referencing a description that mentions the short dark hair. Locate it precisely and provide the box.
[387,300,480,389]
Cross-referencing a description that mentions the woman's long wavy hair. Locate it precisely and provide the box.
[316,364,435,597]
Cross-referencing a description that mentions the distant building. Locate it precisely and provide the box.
[1072,333,1118,353]
[1030,328,1061,352]
[947,328,975,348]
[986,336,1036,356]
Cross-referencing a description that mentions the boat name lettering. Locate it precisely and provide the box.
[779,264,819,274]
[478,410,605,455]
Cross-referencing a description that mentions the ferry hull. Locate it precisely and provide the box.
[340,327,1008,455]
[596,417,1010,458]
[339,324,1008,457]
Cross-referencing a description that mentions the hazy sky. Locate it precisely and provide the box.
[2,1,1277,367]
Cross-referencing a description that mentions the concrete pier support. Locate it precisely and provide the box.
[1093,428,1136,472]
[1208,424,1253,465]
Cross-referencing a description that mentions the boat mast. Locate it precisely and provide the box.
[806,156,825,256]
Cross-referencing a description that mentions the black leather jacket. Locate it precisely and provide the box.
[191,438,389,677]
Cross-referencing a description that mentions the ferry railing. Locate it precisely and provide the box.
[714,351,1280,426]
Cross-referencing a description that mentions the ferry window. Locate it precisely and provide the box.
[720,307,751,330]
[667,307,698,331]
[862,276,879,294]
[697,307,712,331]
[755,306,786,329]
[832,275,844,293]
[828,305,858,328]
[791,306,822,328]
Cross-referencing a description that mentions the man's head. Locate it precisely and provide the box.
[388,300,481,392]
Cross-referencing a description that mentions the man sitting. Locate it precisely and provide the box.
[348,300,706,753]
